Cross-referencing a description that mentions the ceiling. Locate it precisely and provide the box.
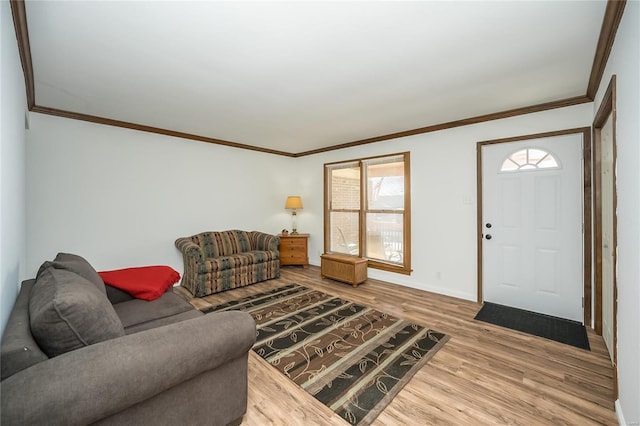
[24,1,608,155]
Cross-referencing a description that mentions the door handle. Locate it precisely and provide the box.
[485,234,492,240]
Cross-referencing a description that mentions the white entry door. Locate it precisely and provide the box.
[482,134,583,322]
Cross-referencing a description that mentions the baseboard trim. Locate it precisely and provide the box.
[367,270,476,302]
[615,399,626,426]
[312,260,478,302]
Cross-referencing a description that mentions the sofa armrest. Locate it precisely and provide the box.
[1,311,256,425]
[250,231,280,252]
[175,237,204,261]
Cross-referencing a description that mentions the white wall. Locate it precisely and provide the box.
[1,0,28,336]
[26,113,296,276]
[26,102,592,305]
[594,2,640,424]
[292,103,592,301]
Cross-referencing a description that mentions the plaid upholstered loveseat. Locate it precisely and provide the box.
[175,230,280,297]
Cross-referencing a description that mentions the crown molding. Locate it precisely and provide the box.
[10,0,34,109]
[31,105,295,157]
[586,0,626,100]
[12,1,624,158]
[295,96,591,157]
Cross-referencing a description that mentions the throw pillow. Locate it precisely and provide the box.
[36,252,107,296]
[98,266,180,301]
[29,266,125,357]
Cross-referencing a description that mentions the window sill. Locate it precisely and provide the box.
[367,260,411,275]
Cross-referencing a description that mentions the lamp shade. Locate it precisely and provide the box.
[285,196,303,210]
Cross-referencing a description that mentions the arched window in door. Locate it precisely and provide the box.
[500,148,560,172]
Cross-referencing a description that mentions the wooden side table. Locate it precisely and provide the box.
[278,233,309,268]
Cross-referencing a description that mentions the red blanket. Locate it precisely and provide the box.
[99,266,180,301]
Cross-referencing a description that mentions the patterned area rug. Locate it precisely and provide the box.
[201,284,449,425]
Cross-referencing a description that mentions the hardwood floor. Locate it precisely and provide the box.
[176,266,617,425]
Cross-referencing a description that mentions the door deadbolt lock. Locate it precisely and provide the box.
[485,223,492,228]
[485,234,492,240]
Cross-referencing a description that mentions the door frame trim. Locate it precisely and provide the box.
[476,127,593,326]
[592,75,618,398]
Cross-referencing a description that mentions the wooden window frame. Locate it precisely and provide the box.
[324,152,411,275]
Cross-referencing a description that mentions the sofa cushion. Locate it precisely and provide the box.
[123,309,203,335]
[98,266,180,301]
[37,253,107,296]
[112,291,196,331]
[198,230,251,258]
[105,284,136,304]
[249,231,280,252]
[29,267,125,357]
[202,251,280,272]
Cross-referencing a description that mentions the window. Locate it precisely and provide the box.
[325,152,411,274]
[500,148,559,172]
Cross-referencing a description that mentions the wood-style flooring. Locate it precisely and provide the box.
[175,266,617,425]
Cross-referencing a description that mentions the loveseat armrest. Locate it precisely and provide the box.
[249,231,280,252]
[1,311,256,425]
[175,237,204,261]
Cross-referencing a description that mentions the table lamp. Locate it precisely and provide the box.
[285,196,303,234]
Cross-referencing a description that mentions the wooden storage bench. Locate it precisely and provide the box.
[320,253,368,287]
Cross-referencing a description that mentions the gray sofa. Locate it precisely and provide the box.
[0,253,256,426]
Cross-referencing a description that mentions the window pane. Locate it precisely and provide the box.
[366,161,404,210]
[366,213,403,263]
[329,212,359,255]
[528,149,548,164]
[500,148,559,172]
[509,149,528,166]
[537,154,559,168]
[330,166,360,210]
[500,159,519,171]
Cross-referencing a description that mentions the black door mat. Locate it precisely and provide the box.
[475,302,590,350]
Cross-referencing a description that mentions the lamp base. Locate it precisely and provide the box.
[291,210,298,235]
